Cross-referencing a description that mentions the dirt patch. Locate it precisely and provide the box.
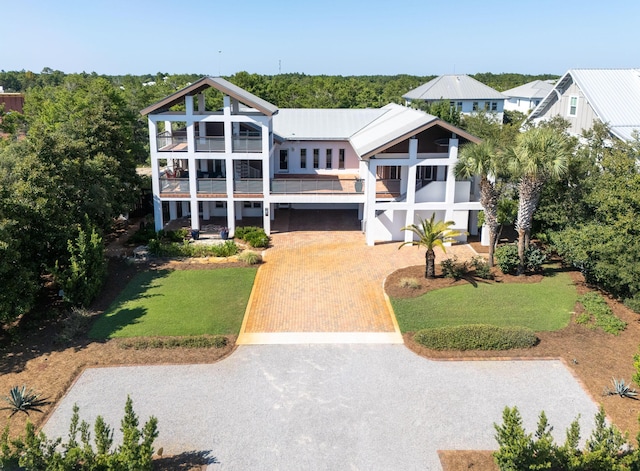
[388,268,640,471]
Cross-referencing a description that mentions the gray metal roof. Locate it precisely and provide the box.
[502,80,555,99]
[272,108,385,140]
[140,76,279,116]
[530,69,640,141]
[403,74,506,101]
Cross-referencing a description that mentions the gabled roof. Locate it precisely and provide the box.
[502,80,554,100]
[350,104,480,158]
[529,69,640,142]
[140,76,279,116]
[272,108,385,140]
[403,74,505,101]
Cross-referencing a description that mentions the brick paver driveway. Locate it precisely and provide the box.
[238,210,475,342]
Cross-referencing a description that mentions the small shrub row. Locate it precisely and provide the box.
[495,244,546,275]
[129,228,188,246]
[235,226,269,248]
[413,324,537,351]
[148,239,239,258]
[578,292,626,335]
[494,405,634,471]
[470,256,493,279]
[118,335,229,350]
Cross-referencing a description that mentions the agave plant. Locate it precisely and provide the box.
[1,385,50,417]
[604,378,638,399]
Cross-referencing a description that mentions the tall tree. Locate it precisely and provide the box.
[455,139,505,266]
[399,215,462,278]
[509,127,570,274]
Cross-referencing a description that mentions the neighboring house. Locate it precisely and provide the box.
[141,77,482,246]
[528,68,640,142]
[0,92,24,114]
[402,74,506,122]
[502,80,554,113]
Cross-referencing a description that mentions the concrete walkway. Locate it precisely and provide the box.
[238,210,476,344]
[43,345,599,470]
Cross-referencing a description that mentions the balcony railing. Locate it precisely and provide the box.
[159,178,190,194]
[197,178,227,194]
[195,136,225,152]
[157,132,188,152]
[376,179,401,196]
[232,136,262,153]
[234,179,263,194]
[271,178,363,194]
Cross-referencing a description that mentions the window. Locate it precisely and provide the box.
[417,166,433,181]
[484,101,491,111]
[243,201,252,208]
[338,149,345,169]
[491,102,498,111]
[326,149,332,169]
[279,149,288,171]
[456,101,463,111]
[533,100,540,107]
[215,201,224,208]
[313,149,319,169]
[300,149,307,169]
[253,202,262,208]
[568,96,578,116]
[472,101,479,111]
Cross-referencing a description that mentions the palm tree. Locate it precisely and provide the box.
[510,127,570,275]
[399,214,462,278]
[454,139,504,267]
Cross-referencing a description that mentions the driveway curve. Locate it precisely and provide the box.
[43,345,599,470]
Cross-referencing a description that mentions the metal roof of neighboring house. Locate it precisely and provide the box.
[272,108,386,140]
[350,104,480,158]
[530,69,640,142]
[140,76,279,116]
[502,80,555,99]
[402,74,506,101]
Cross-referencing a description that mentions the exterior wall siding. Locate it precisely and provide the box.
[539,81,597,136]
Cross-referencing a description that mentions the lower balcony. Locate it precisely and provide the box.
[271,175,364,194]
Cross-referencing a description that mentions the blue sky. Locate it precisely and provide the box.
[4,0,639,77]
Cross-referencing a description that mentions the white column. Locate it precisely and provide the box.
[444,137,459,222]
[263,205,271,235]
[149,120,163,231]
[227,200,236,237]
[365,160,377,246]
[203,200,210,221]
[169,201,178,220]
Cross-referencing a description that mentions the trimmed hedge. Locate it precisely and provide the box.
[118,335,229,350]
[413,324,537,351]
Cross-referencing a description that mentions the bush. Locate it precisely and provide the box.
[235,226,270,248]
[440,256,468,280]
[234,226,261,239]
[148,240,239,258]
[470,256,492,279]
[0,397,158,470]
[238,251,262,265]
[127,226,158,245]
[118,335,228,350]
[495,244,547,275]
[399,277,421,289]
[56,307,94,344]
[578,292,626,335]
[624,294,640,314]
[413,324,537,351]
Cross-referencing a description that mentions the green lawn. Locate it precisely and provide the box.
[89,268,257,338]
[392,272,577,332]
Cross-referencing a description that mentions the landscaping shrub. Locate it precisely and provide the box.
[470,256,492,279]
[633,346,640,388]
[413,324,537,351]
[127,226,158,245]
[440,256,468,280]
[234,226,261,239]
[119,335,228,350]
[495,244,547,274]
[148,240,239,258]
[578,292,626,335]
[235,226,270,248]
[0,397,158,470]
[624,294,640,314]
[494,405,632,470]
[399,277,421,289]
[238,251,262,265]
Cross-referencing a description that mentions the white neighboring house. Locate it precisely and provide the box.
[502,80,555,113]
[528,69,640,142]
[141,77,483,246]
[402,74,506,122]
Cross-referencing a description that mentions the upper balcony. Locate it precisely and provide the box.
[156,125,264,154]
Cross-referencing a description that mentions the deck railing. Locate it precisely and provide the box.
[159,178,189,194]
[234,179,263,194]
[197,178,227,194]
[232,136,262,153]
[271,178,363,194]
[195,136,225,152]
[157,132,188,152]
